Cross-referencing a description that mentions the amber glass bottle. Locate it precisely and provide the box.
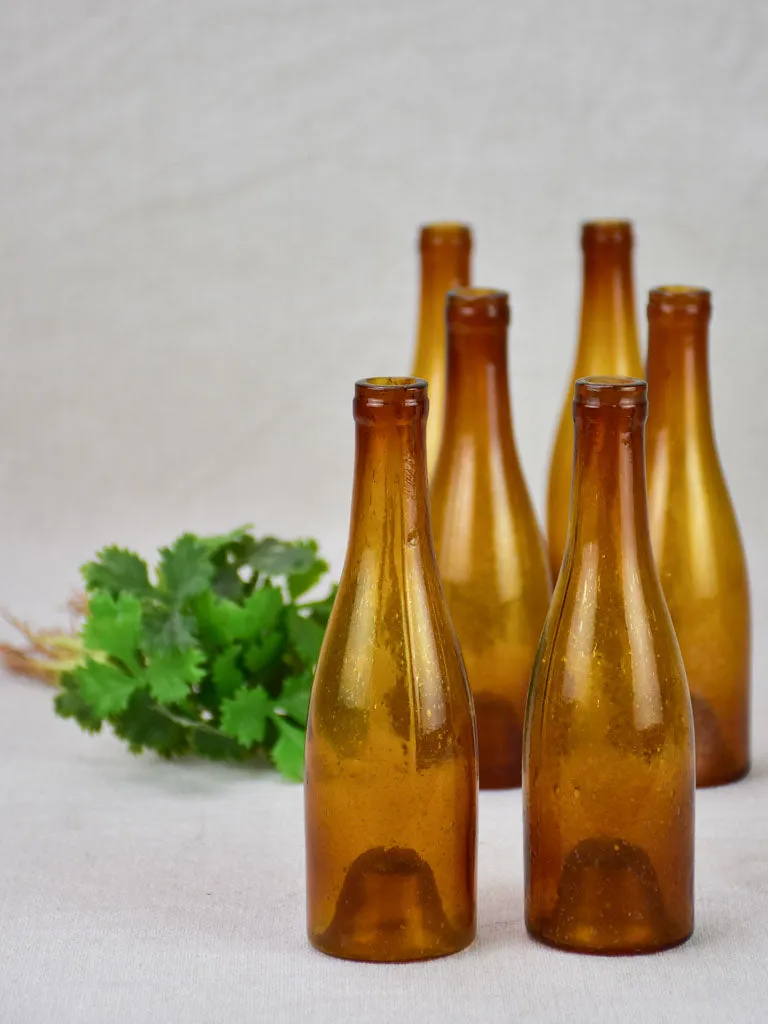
[431,288,551,789]
[411,223,472,476]
[547,221,643,581]
[305,377,477,963]
[646,287,750,787]
[525,376,694,955]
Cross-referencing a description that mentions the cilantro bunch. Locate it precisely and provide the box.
[55,528,335,780]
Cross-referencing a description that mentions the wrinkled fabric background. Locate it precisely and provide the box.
[1,2,766,1021]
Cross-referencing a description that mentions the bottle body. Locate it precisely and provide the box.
[305,377,477,962]
[646,287,750,787]
[431,289,551,788]
[526,376,694,955]
[547,221,643,581]
[411,224,472,476]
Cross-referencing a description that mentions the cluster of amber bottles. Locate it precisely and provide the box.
[304,220,750,961]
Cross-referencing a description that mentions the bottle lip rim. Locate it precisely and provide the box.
[581,219,633,246]
[574,375,647,408]
[419,222,472,249]
[355,376,428,407]
[446,287,510,326]
[648,285,711,316]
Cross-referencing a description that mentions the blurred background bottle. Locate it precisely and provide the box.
[546,221,642,581]
[646,286,750,787]
[431,288,551,788]
[411,223,472,476]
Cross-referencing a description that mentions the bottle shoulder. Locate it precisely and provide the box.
[528,555,690,725]
[647,449,749,588]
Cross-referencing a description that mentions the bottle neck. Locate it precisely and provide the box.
[418,246,471,338]
[646,314,715,450]
[564,404,653,571]
[348,404,432,558]
[577,244,638,363]
[441,326,514,452]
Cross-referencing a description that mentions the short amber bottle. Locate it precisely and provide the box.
[305,377,477,963]
[646,287,750,787]
[525,376,694,955]
[547,221,643,581]
[411,224,472,476]
[431,288,551,789]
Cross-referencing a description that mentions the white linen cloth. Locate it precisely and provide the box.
[1,671,766,1024]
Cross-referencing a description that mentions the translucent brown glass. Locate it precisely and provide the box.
[411,224,472,476]
[305,377,477,962]
[547,221,643,581]
[646,287,750,787]
[431,288,551,789]
[525,376,694,955]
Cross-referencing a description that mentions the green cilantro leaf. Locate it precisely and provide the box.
[83,592,142,672]
[55,674,103,732]
[211,646,245,699]
[146,648,206,704]
[288,556,330,600]
[143,606,198,652]
[158,534,214,602]
[286,607,325,666]
[271,718,305,781]
[112,692,190,757]
[81,547,152,599]
[220,686,272,746]
[206,586,283,644]
[243,631,286,676]
[191,729,247,761]
[55,528,335,781]
[200,525,254,555]
[77,658,143,717]
[249,538,318,577]
[273,671,312,726]
[301,584,338,626]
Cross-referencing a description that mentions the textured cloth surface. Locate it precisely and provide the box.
[1,673,766,1024]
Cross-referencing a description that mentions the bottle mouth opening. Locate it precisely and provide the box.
[355,376,428,407]
[581,219,633,247]
[419,222,472,250]
[648,285,711,317]
[446,287,510,327]
[574,375,647,408]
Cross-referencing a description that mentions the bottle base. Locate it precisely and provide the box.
[307,845,475,963]
[696,760,750,788]
[307,928,475,964]
[475,694,522,790]
[526,924,693,957]
[692,695,749,787]
[526,836,693,956]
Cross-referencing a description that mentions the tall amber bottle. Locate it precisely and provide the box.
[547,221,643,581]
[525,376,694,955]
[646,287,750,787]
[305,377,477,962]
[431,288,551,789]
[411,223,472,476]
